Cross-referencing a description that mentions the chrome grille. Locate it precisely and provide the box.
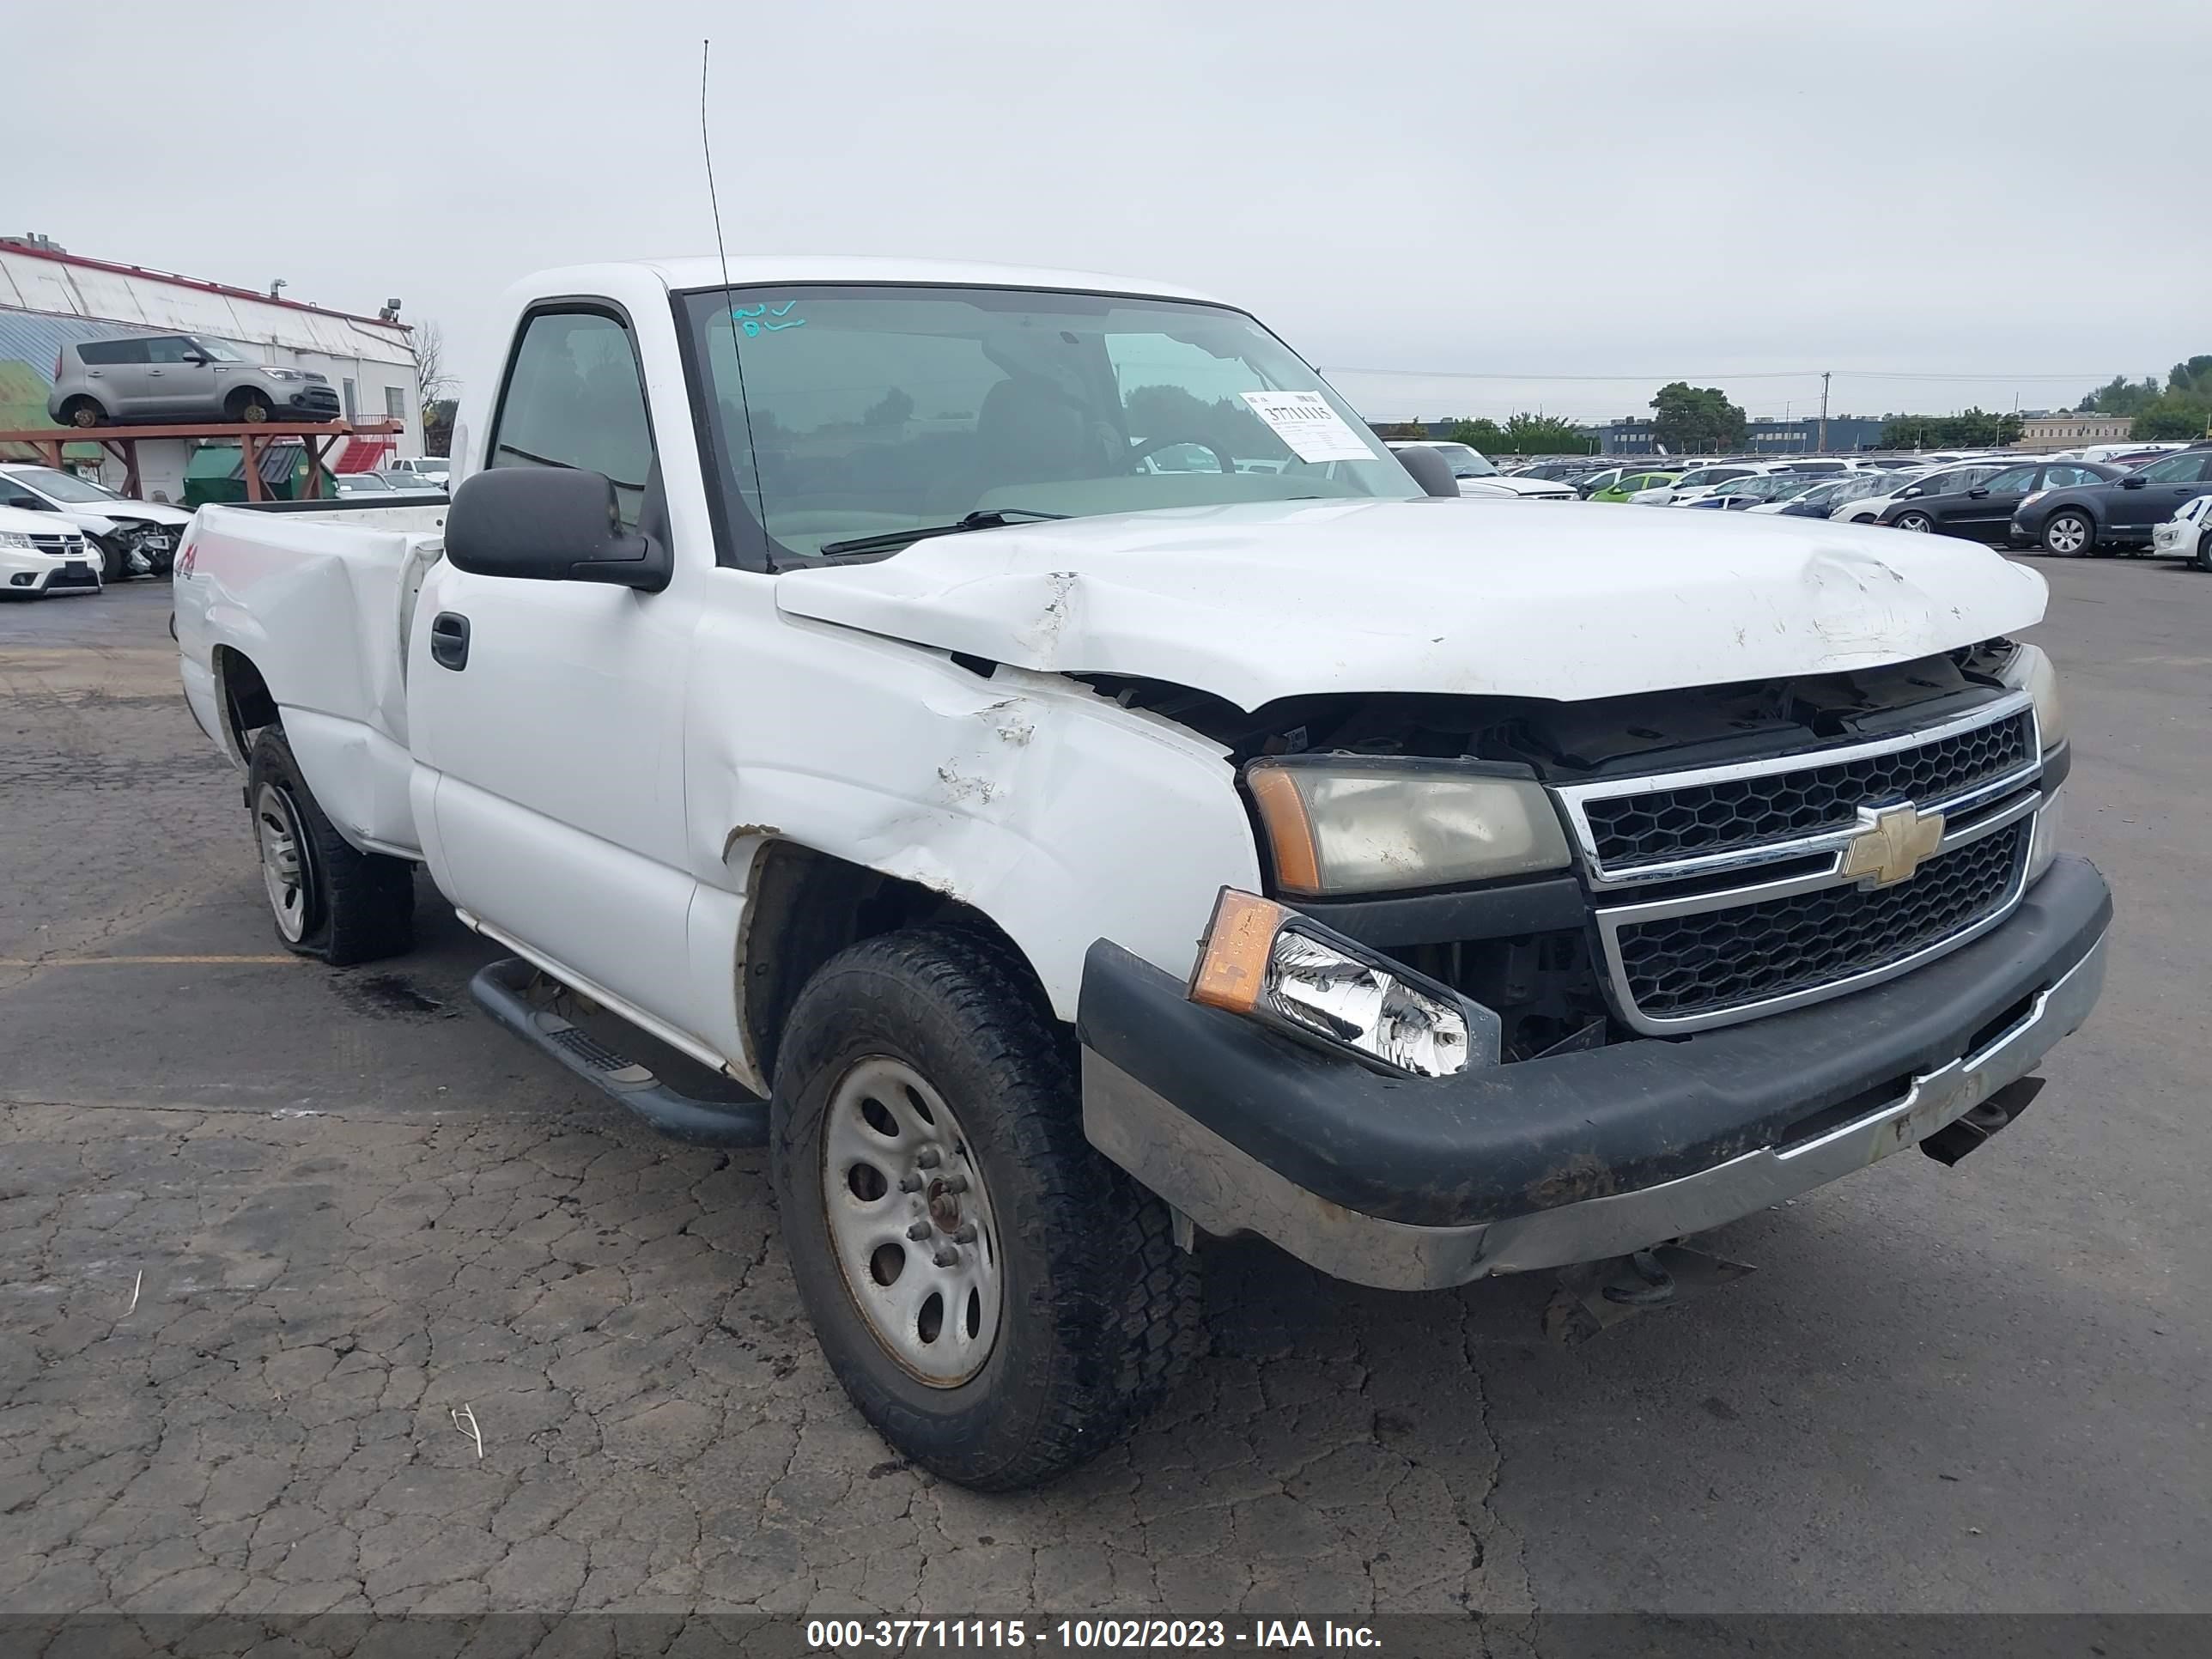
[1583,711,2033,871]
[30,532,83,555]
[1558,692,2040,889]
[1608,820,2029,1025]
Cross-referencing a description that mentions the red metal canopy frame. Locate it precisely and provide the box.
[0,419,405,502]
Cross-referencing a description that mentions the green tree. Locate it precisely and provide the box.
[1446,417,1507,452]
[1878,410,2023,449]
[2169,356,2212,397]
[2134,404,2212,441]
[1499,413,1594,455]
[1650,382,1747,453]
[2082,374,2162,416]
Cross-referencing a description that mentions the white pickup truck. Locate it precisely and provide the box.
[176,256,2109,1491]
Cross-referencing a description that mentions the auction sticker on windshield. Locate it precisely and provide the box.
[1239,390,1374,463]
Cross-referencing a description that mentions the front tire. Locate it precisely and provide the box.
[245,726,414,964]
[2197,531,2212,573]
[1893,510,1933,533]
[92,536,129,584]
[771,927,1201,1492]
[2041,510,2094,556]
[228,391,273,424]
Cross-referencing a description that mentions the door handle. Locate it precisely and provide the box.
[429,611,471,671]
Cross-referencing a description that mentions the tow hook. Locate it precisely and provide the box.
[1543,1243,1758,1344]
[1922,1076,2047,1167]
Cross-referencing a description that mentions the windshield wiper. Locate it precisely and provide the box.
[817,508,1068,559]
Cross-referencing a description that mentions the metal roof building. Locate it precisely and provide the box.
[0,240,422,485]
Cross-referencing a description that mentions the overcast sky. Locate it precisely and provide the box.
[7,1,2205,424]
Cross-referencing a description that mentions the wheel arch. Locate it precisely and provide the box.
[211,643,280,766]
[735,838,1051,1091]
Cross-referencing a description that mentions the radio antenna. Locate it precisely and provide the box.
[702,40,735,303]
[699,38,766,556]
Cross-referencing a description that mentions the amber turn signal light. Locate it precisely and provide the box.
[1188,888,1289,1015]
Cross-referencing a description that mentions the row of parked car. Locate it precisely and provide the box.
[1385,438,2212,566]
[0,451,452,599]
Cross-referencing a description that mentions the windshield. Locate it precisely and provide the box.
[680,285,1416,562]
[191,337,253,363]
[6,465,120,503]
[1425,442,1499,478]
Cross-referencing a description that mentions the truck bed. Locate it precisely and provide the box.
[177,500,447,859]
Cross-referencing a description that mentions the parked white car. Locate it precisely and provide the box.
[2151,493,2212,568]
[1385,441,1575,499]
[386,456,452,488]
[0,501,101,596]
[0,462,192,580]
[176,254,2104,1492]
[1628,462,1771,505]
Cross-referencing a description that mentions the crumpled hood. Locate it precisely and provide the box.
[101,501,193,528]
[774,498,2047,711]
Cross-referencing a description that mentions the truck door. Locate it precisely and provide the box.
[405,301,700,1028]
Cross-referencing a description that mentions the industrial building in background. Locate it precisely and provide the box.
[1598,416,1887,458]
[0,234,420,501]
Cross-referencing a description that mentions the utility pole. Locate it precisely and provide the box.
[1817,371,1831,454]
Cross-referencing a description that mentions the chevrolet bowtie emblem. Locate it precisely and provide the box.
[1841,803,1946,887]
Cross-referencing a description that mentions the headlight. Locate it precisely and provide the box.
[1997,641,2066,750]
[1189,890,1498,1078]
[1245,758,1571,896]
[268,369,301,381]
[2027,786,2063,884]
[0,532,29,550]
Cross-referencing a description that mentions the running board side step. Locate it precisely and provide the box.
[469,957,769,1147]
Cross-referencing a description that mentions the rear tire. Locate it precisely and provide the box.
[771,926,1202,1492]
[245,726,414,964]
[2042,510,2094,556]
[62,398,106,428]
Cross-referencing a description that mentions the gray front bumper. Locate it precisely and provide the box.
[1083,930,2106,1292]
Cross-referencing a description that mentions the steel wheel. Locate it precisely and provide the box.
[821,1055,1002,1386]
[2044,513,2091,556]
[68,403,101,428]
[253,782,313,943]
[1893,511,1932,532]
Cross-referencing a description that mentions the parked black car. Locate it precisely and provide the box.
[2010,447,2212,556]
[1876,459,2123,543]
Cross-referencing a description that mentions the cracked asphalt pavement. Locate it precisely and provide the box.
[2,568,2205,1619]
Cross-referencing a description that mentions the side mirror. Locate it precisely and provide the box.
[1899,486,1924,498]
[445,467,670,591]
[182,352,210,366]
[1395,445,1464,500]
[2120,477,2146,489]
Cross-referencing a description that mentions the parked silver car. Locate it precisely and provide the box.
[47,334,341,428]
